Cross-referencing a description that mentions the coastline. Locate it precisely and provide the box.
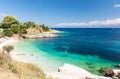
[25,29,64,39]
[0,37,113,79]
[0,37,17,50]
[46,64,112,79]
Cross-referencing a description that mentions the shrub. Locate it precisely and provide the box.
[10,24,19,34]
[24,21,36,28]
[0,16,19,29]
[3,29,13,37]
[9,64,18,73]
[18,24,27,34]
[41,24,49,32]
[3,45,14,54]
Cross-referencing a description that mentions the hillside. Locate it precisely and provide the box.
[0,51,46,79]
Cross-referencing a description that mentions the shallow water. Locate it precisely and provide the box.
[13,28,120,74]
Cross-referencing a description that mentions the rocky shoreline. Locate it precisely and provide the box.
[24,29,63,39]
[0,37,120,79]
[25,33,58,39]
[46,64,113,79]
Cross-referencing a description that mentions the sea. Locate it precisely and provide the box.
[13,28,120,75]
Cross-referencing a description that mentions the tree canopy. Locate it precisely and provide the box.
[40,24,49,32]
[0,16,50,37]
[24,21,36,28]
[2,16,17,22]
[0,16,19,29]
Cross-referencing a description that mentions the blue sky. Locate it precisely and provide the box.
[0,0,120,28]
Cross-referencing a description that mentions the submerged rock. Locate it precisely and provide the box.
[86,62,95,69]
[88,65,95,69]
[86,62,93,65]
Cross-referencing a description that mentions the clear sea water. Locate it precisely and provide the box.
[13,28,120,75]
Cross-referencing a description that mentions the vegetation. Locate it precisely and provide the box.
[40,24,49,32]
[0,45,46,79]
[0,16,52,78]
[3,29,13,37]
[3,45,14,54]
[2,16,17,22]
[24,21,36,28]
[10,24,19,34]
[18,23,27,34]
[0,16,50,37]
[0,16,19,29]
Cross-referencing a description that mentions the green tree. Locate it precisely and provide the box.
[40,24,49,32]
[0,22,10,28]
[16,24,27,38]
[18,24,27,34]
[10,24,19,34]
[0,16,19,29]
[3,29,13,37]
[3,45,14,54]
[2,16,16,22]
[24,21,36,28]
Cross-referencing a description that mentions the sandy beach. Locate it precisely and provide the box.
[0,37,17,50]
[0,37,113,79]
[46,64,112,79]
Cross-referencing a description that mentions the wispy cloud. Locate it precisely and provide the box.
[113,4,120,8]
[56,18,120,27]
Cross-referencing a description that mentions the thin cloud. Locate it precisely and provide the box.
[113,4,120,8]
[56,18,120,27]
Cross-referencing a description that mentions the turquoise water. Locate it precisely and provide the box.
[13,28,120,75]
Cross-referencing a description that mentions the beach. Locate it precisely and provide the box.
[0,28,120,79]
[0,37,113,79]
[0,37,16,50]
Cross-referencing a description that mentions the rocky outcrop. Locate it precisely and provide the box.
[46,64,112,79]
[25,33,59,39]
[99,67,120,79]
[25,28,62,39]
[117,64,120,68]
[99,68,114,77]
[112,69,120,79]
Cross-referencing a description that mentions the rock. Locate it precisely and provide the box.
[99,68,114,77]
[58,68,60,72]
[117,64,120,68]
[46,64,112,79]
[88,65,95,69]
[113,69,120,79]
[22,35,27,39]
[86,62,95,69]
[85,77,96,79]
[86,62,93,65]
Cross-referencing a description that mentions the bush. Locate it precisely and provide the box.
[18,24,27,34]
[41,24,49,32]
[3,45,14,54]
[0,22,10,28]
[0,16,19,29]
[10,24,19,34]
[9,64,18,73]
[20,28,27,34]
[24,21,36,28]
[3,29,13,37]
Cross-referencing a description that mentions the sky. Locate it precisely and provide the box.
[0,0,120,28]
